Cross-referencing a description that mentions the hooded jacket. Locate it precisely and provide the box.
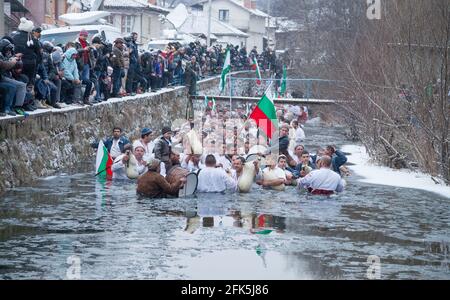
[62,48,79,81]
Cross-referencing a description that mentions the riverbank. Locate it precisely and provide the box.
[342,145,450,199]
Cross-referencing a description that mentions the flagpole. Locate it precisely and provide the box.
[229,74,232,118]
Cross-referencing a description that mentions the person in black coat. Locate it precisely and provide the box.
[10,18,41,85]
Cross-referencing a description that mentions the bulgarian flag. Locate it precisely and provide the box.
[95,140,113,179]
[251,56,262,85]
[219,49,231,93]
[249,93,278,140]
[205,96,216,111]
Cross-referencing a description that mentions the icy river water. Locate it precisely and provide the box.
[1,121,449,280]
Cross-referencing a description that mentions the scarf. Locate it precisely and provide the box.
[79,39,89,64]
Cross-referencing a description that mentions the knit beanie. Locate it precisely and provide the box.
[18,18,34,33]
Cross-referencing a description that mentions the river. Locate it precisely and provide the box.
[0,121,449,280]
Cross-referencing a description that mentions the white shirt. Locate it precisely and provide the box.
[263,167,287,181]
[289,151,301,165]
[197,167,237,193]
[110,139,122,159]
[298,168,345,192]
[217,155,233,171]
[112,154,148,180]
[295,127,306,144]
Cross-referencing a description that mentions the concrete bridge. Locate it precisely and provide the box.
[191,95,340,105]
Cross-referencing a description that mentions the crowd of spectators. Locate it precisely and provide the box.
[1,17,285,117]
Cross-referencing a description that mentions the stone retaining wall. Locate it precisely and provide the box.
[0,74,230,194]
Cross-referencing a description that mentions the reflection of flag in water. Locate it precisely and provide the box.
[95,140,113,179]
[95,177,113,216]
[256,243,268,268]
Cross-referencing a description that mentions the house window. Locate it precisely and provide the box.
[219,10,229,22]
[122,15,134,34]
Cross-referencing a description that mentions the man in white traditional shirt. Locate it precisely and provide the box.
[133,128,155,162]
[112,145,148,180]
[292,120,306,145]
[257,157,287,190]
[197,155,237,193]
[229,156,262,192]
[298,156,345,196]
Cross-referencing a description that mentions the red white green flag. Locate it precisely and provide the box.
[251,56,262,85]
[249,93,278,140]
[95,140,113,179]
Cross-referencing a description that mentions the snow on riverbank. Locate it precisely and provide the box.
[342,145,450,199]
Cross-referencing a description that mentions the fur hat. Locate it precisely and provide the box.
[18,18,34,33]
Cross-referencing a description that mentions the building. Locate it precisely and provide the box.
[178,11,249,47]
[103,0,170,44]
[23,0,69,28]
[190,0,268,52]
[3,0,31,33]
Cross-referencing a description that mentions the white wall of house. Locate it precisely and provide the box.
[209,0,251,31]
[217,35,246,48]
[204,0,265,51]
[247,14,265,51]
[107,11,163,45]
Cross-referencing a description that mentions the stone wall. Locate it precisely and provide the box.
[0,74,226,194]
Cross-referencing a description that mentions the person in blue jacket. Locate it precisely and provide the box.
[324,145,348,176]
[91,127,131,160]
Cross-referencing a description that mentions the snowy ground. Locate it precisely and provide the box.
[342,145,450,199]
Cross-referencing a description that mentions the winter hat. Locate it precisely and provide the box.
[51,50,62,64]
[18,18,34,33]
[79,29,89,37]
[141,128,153,136]
[162,127,172,135]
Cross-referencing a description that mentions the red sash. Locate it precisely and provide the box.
[307,188,334,196]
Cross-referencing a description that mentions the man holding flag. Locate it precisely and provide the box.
[250,55,262,86]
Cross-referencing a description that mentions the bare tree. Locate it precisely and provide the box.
[274,0,450,183]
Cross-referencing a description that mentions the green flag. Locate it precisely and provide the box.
[219,49,231,93]
[280,65,287,96]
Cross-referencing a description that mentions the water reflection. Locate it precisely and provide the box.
[1,122,449,279]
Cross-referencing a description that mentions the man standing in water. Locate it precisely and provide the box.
[154,127,173,171]
[133,128,154,162]
[197,155,237,193]
[102,127,131,161]
[137,158,185,198]
[324,145,348,176]
[298,156,345,195]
